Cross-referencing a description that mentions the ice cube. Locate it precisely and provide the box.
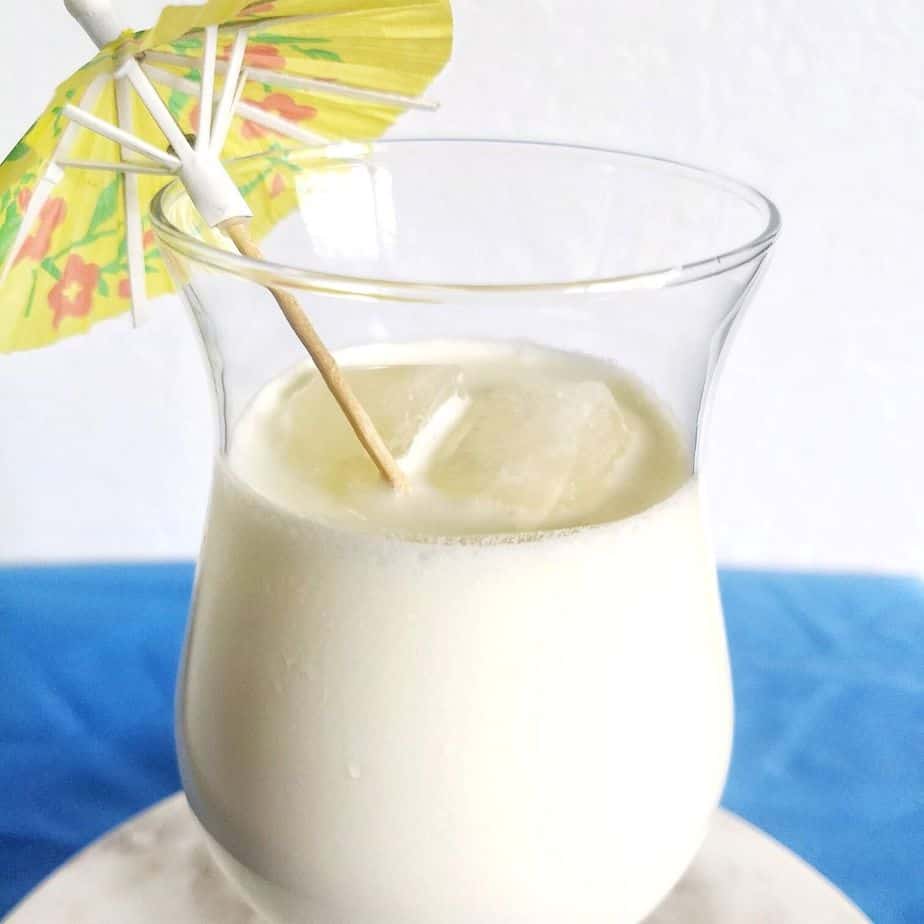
[551,383,637,522]
[275,364,465,495]
[428,379,632,528]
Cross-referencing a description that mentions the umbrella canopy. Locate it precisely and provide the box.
[0,0,452,352]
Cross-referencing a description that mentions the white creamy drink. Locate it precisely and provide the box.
[177,340,733,924]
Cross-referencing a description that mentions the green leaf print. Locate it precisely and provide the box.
[167,90,190,119]
[239,167,274,198]
[41,258,61,280]
[23,271,38,319]
[0,201,23,263]
[87,177,120,235]
[97,275,110,297]
[171,35,203,52]
[298,47,341,62]
[6,139,30,162]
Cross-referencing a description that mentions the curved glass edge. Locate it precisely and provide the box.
[152,138,782,302]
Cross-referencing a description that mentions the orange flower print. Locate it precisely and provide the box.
[16,197,67,264]
[244,43,285,69]
[241,93,317,139]
[219,42,284,71]
[244,2,276,15]
[118,277,132,299]
[269,173,285,198]
[17,188,31,212]
[143,229,156,250]
[48,254,98,328]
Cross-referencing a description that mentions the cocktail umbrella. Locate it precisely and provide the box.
[0,0,453,487]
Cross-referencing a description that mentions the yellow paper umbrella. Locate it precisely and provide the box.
[0,0,452,353]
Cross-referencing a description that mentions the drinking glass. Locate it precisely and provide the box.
[154,139,780,924]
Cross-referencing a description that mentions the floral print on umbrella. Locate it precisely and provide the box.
[15,198,67,264]
[241,93,318,139]
[0,0,453,352]
[48,253,98,328]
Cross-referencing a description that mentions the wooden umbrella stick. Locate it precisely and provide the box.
[222,218,408,493]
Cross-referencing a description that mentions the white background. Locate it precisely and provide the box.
[0,0,921,572]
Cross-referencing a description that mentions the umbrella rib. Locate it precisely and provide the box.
[247,67,440,111]
[210,29,249,155]
[143,63,326,146]
[115,72,151,326]
[212,67,249,154]
[142,50,436,111]
[236,100,326,145]
[196,25,219,152]
[56,158,175,176]
[62,104,181,169]
[119,59,195,161]
[0,177,55,286]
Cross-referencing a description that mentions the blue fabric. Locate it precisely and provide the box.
[1,566,921,922]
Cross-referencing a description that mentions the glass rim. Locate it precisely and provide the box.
[151,137,782,300]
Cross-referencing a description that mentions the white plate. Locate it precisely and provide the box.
[3,794,869,923]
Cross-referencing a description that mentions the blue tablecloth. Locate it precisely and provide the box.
[1,565,921,922]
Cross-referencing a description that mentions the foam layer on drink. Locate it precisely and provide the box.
[229,340,689,536]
